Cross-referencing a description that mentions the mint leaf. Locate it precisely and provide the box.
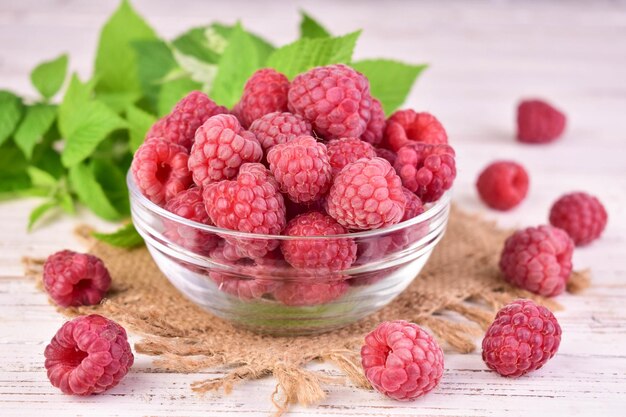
[93,223,144,248]
[94,0,157,95]
[126,105,156,152]
[27,166,57,189]
[157,77,202,116]
[0,91,24,145]
[210,23,261,108]
[97,91,142,113]
[266,31,361,79]
[172,49,218,90]
[28,200,58,231]
[351,59,427,116]
[0,141,30,193]
[30,54,68,99]
[173,27,222,63]
[91,159,130,216]
[212,23,275,64]
[69,161,121,221]
[133,39,178,114]
[57,188,75,215]
[14,104,57,159]
[299,11,330,38]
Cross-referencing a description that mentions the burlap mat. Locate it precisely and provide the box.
[23,206,589,414]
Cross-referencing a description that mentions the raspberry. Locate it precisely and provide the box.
[499,225,574,297]
[235,68,290,128]
[131,138,192,206]
[281,211,357,271]
[146,91,228,151]
[549,192,608,246]
[164,188,219,255]
[401,188,425,221]
[248,111,312,151]
[384,110,448,151]
[394,143,456,203]
[482,299,561,377]
[273,280,349,306]
[43,250,111,308]
[375,147,397,166]
[284,198,326,221]
[327,157,406,230]
[188,114,263,187]
[44,314,133,395]
[361,320,444,401]
[517,99,566,144]
[361,98,385,145]
[203,163,286,258]
[476,161,530,211]
[326,137,377,176]
[267,135,332,203]
[288,64,372,139]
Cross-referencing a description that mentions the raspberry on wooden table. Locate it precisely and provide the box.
[384,110,448,151]
[482,299,561,377]
[516,99,566,144]
[44,314,134,395]
[248,111,312,152]
[361,98,386,146]
[476,160,530,211]
[43,250,111,308]
[234,68,290,128]
[326,137,377,176]
[361,320,444,401]
[549,192,608,246]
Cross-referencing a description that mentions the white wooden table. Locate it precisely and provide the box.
[1,1,625,416]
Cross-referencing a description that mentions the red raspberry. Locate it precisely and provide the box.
[517,99,566,144]
[482,299,561,377]
[131,138,192,206]
[401,188,425,221]
[384,110,448,151]
[284,198,326,221]
[549,192,608,246]
[361,98,385,146]
[235,68,289,128]
[326,137,377,176]
[203,163,286,258]
[146,91,228,151]
[281,211,357,271]
[499,225,574,297]
[288,64,372,139]
[327,157,406,230]
[273,280,349,306]
[375,147,397,166]
[476,161,530,211]
[164,188,219,255]
[188,114,263,187]
[267,135,332,203]
[394,143,456,203]
[44,314,133,395]
[248,111,311,152]
[361,320,444,401]
[43,250,111,308]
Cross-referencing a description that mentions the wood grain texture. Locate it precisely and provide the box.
[1,1,625,416]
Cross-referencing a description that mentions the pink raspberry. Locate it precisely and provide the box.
[327,157,406,230]
[131,138,192,206]
[476,161,530,211]
[235,68,289,128]
[188,114,263,187]
[267,135,332,203]
[288,64,372,139]
[499,225,574,297]
[44,314,133,395]
[273,280,349,306]
[482,299,561,377]
[284,198,326,221]
[549,192,608,246]
[361,320,444,401]
[203,163,286,258]
[248,111,312,152]
[43,250,111,308]
[361,98,385,146]
[394,143,456,203]
[146,91,228,151]
[384,110,448,151]
[326,137,377,176]
[164,188,219,255]
[375,147,397,166]
[281,211,357,271]
[517,99,566,144]
[401,188,425,221]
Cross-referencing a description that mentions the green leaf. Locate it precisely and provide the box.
[94,0,157,95]
[299,11,331,38]
[210,23,261,108]
[126,105,156,152]
[351,59,428,116]
[68,161,121,221]
[173,26,222,63]
[97,91,142,113]
[212,23,275,64]
[28,200,58,231]
[14,104,57,159]
[30,54,68,99]
[58,74,96,132]
[172,49,218,90]
[0,91,24,145]
[57,189,75,214]
[27,166,57,189]
[133,39,178,113]
[91,159,130,216]
[93,223,144,248]
[266,31,361,79]
[0,141,30,193]
[157,77,202,116]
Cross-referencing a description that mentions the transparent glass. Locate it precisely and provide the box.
[128,172,451,335]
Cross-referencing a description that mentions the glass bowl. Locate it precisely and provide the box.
[128,172,451,336]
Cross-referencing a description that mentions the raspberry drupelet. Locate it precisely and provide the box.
[234,68,290,128]
[549,192,608,246]
[476,161,530,211]
[384,110,448,151]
